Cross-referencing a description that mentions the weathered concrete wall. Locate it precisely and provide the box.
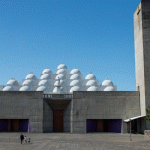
[43,100,53,133]
[72,91,140,133]
[141,1,150,130]
[134,1,146,117]
[134,0,150,130]
[0,91,43,133]
[63,102,71,132]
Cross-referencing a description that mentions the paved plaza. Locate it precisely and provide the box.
[0,133,150,150]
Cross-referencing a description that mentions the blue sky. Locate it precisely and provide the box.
[0,0,141,91]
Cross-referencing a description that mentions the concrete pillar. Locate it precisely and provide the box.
[141,117,146,134]
[123,122,128,133]
[70,99,73,133]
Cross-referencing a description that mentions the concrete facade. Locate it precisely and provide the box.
[42,92,141,133]
[0,91,141,133]
[72,91,140,133]
[0,91,43,133]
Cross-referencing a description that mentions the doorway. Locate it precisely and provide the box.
[0,119,29,132]
[53,110,64,132]
[87,119,122,133]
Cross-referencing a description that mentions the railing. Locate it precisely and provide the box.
[43,94,73,99]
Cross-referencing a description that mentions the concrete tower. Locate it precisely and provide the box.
[134,0,150,120]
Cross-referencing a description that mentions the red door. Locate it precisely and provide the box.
[97,119,104,132]
[53,110,64,132]
[12,119,19,132]
[8,119,11,132]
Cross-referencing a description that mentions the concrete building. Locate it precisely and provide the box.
[0,0,149,134]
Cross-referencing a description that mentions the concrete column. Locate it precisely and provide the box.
[141,117,146,134]
[70,99,73,133]
[122,122,128,133]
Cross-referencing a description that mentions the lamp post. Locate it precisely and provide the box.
[129,119,132,141]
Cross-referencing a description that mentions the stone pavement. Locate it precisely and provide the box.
[0,133,150,150]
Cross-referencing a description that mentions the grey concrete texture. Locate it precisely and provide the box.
[43,100,53,133]
[0,133,149,150]
[0,91,141,134]
[73,94,140,119]
[63,102,71,132]
[142,1,150,116]
[73,91,139,99]
[72,91,140,133]
[134,0,150,117]
[0,91,43,133]
[134,1,146,117]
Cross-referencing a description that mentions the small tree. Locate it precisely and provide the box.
[145,106,150,122]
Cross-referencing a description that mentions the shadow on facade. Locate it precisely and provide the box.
[0,119,29,132]
[86,119,122,133]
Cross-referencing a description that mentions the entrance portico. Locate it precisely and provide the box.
[43,94,72,133]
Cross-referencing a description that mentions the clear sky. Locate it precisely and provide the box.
[0,0,141,91]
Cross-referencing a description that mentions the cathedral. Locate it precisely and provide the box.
[0,0,150,134]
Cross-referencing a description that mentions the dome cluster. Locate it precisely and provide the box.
[2,78,20,91]
[101,78,115,91]
[1,63,117,93]
[85,72,98,91]
[70,67,82,93]
[20,72,38,91]
[36,67,52,92]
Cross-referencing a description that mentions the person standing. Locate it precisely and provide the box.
[20,133,24,144]
[24,136,27,143]
[28,138,30,144]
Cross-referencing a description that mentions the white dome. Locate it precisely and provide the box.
[70,80,80,86]
[38,80,49,86]
[70,68,81,74]
[70,74,80,80]
[40,74,51,79]
[104,86,115,91]
[57,63,67,69]
[56,69,66,74]
[85,73,96,80]
[53,87,63,93]
[54,80,64,86]
[42,68,52,74]
[86,80,96,86]
[22,80,33,86]
[70,86,80,93]
[87,86,97,91]
[25,73,37,80]
[3,86,13,91]
[7,78,19,86]
[36,86,46,91]
[102,78,113,86]
[19,86,29,91]
[55,74,65,80]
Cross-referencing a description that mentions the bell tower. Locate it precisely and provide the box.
[134,0,150,120]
